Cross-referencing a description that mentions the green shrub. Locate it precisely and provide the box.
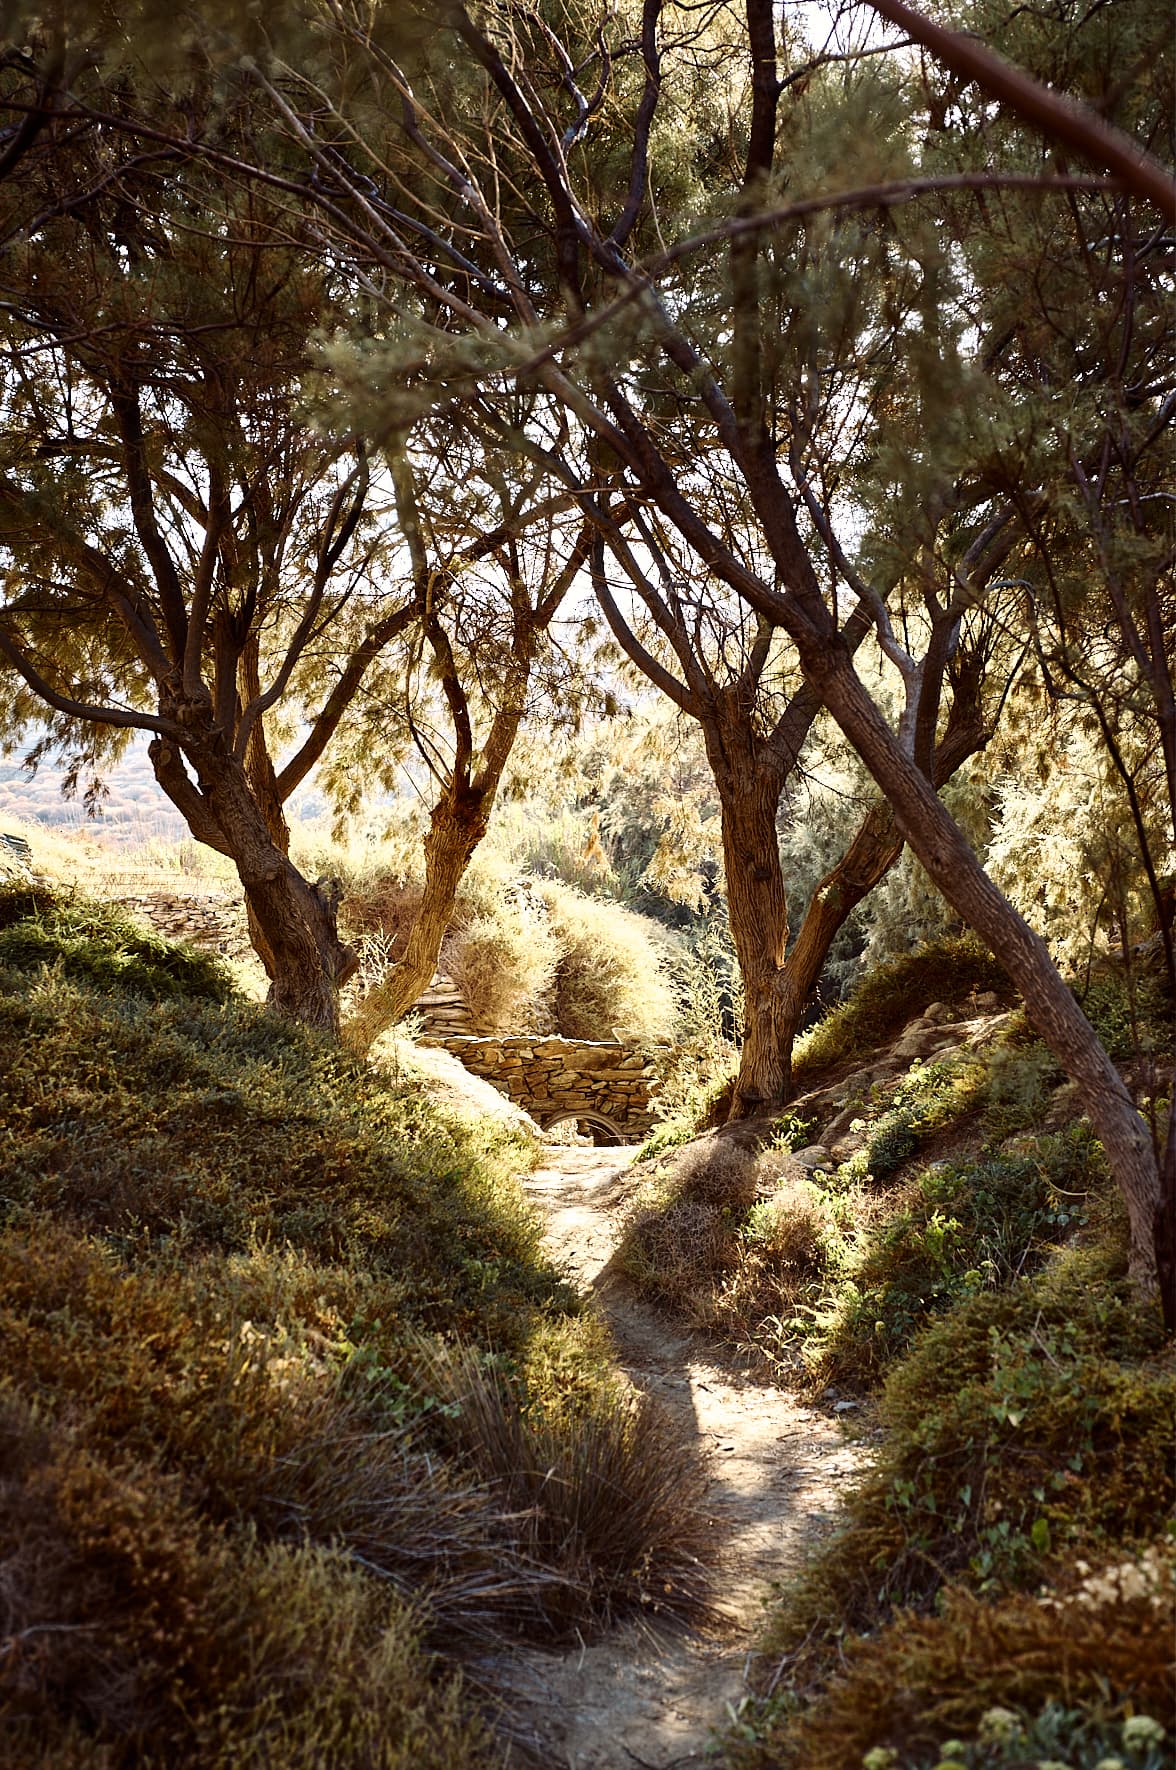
[728,1242,1174,1770]
[1078,967,1172,1060]
[762,1242,1172,1655]
[793,936,1013,1083]
[0,883,233,1003]
[809,1127,1104,1389]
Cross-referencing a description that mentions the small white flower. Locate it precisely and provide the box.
[1122,1716,1166,1752]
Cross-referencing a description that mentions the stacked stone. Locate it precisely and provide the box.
[115,891,253,963]
[414,972,475,1036]
[420,1032,667,1134]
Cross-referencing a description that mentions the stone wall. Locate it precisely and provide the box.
[108,890,665,1140]
[420,1032,665,1141]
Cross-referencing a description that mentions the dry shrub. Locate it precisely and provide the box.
[753,1180,837,1277]
[538,879,678,1042]
[422,1346,716,1635]
[445,895,562,1032]
[624,1197,733,1307]
[618,1136,763,1309]
[749,1557,1174,1770]
[0,1394,492,1770]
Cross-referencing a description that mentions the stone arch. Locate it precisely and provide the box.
[541,1109,627,1146]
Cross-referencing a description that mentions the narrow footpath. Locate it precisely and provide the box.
[510,1144,862,1770]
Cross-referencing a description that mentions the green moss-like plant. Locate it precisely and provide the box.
[793,935,1014,1084]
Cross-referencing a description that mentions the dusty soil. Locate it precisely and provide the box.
[508,1144,862,1770]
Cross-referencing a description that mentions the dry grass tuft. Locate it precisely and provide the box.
[422,1346,717,1635]
[617,1136,764,1314]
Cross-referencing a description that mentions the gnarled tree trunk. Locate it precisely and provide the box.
[150,720,357,1035]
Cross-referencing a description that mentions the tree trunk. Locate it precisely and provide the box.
[702,713,791,1118]
[769,802,907,1102]
[346,782,491,1053]
[807,641,1161,1284]
[150,725,356,1035]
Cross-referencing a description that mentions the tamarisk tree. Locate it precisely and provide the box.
[0,57,420,1030]
[230,0,1173,1290]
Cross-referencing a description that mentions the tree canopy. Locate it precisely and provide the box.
[0,0,1172,1298]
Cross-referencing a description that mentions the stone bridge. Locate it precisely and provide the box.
[420,1032,666,1143]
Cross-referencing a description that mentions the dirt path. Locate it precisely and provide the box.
[510,1144,862,1770]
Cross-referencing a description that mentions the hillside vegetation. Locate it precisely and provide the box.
[0,882,712,1766]
[610,938,1174,1769]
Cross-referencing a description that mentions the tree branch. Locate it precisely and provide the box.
[860,0,1176,221]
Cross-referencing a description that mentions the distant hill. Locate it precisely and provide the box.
[0,735,326,842]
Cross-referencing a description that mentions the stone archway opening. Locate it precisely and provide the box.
[541,1109,627,1147]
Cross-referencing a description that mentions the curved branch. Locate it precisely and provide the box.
[0,628,180,737]
[862,0,1176,221]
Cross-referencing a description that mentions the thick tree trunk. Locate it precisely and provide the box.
[346,783,491,1053]
[807,642,1161,1283]
[701,714,791,1119]
[150,725,357,1035]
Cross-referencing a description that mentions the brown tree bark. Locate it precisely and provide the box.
[701,698,791,1119]
[151,718,357,1035]
[346,779,494,1053]
[719,683,989,1118]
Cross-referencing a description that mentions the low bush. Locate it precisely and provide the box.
[759,1239,1171,1643]
[0,882,233,1003]
[731,1568,1173,1770]
[726,1238,1173,1769]
[0,1391,491,1770]
[807,1125,1104,1390]
[616,1136,764,1317]
[445,892,563,1032]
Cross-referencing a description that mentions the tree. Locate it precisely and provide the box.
[339,425,593,1051]
[228,0,1171,1290]
[0,42,424,1030]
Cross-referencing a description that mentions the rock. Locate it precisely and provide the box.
[792,1144,833,1173]
[830,1138,864,1164]
[924,1001,955,1024]
[974,990,1001,1012]
[892,1027,945,1060]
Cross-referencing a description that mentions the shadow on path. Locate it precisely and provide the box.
[508,1145,863,1770]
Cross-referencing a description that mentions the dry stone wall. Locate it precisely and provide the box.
[108,890,665,1139]
[420,1033,666,1140]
